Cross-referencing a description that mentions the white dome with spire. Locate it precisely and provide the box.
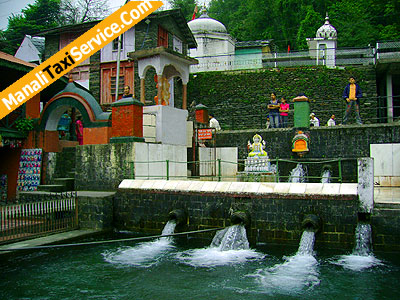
[188,13,227,34]
[316,15,337,39]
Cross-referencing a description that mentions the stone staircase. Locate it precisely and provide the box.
[37,170,76,192]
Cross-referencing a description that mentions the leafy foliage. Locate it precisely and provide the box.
[0,0,110,55]
[15,117,35,134]
[205,0,400,50]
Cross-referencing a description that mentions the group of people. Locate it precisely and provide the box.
[266,92,289,128]
[57,112,84,145]
[309,113,336,127]
[267,76,363,128]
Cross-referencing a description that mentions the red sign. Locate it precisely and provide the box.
[198,129,213,140]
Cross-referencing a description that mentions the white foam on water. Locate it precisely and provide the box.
[333,254,383,271]
[332,223,383,271]
[251,253,320,294]
[177,225,264,267]
[176,247,265,267]
[250,230,319,294]
[102,221,176,268]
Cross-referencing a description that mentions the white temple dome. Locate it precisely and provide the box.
[316,15,337,39]
[188,13,227,34]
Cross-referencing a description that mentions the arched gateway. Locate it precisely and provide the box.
[39,80,111,151]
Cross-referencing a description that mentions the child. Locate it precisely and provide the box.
[279,97,289,128]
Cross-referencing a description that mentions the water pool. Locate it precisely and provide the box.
[1,231,399,300]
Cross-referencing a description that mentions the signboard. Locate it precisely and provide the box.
[198,129,213,140]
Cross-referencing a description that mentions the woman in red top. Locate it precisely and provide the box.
[75,116,83,145]
[279,97,289,128]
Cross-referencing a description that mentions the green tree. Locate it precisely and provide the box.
[60,0,110,24]
[296,6,323,50]
[1,0,62,55]
[167,0,198,22]
[328,0,379,47]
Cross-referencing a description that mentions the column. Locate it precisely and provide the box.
[182,84,187,110]
[140,78,145,104]
[387,74,393,123]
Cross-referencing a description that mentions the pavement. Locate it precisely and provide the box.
[0,229,102,255]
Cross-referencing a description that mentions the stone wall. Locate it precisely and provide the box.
[78,191,115,230]
[74,142,187,191]
[188,66,378,130]
[43,147,76,184]
[114,180,361,250]
[216,123,400,161]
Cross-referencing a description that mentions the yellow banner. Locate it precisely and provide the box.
[0,0,163,120]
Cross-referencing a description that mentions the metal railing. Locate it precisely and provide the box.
[190,42,400,72]
[0,192,78,244]
[126,158,348,183]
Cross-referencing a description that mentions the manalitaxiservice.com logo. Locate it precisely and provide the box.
[0,0,163,120]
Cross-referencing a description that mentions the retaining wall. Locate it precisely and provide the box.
[114,180,361,250]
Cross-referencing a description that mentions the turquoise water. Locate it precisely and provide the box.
[1,231,400,300]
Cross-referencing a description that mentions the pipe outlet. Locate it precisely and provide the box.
[302,214,321,232]
[230,211,250,226]
[168,209,187,226]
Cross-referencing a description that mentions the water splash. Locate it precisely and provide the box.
[176,225,264,267]
[333,223,383,271]
[103,220,176,267]
[251,230,320,294]
[321,169,331,183]
[288,163,306,183]
[211,225,250,251]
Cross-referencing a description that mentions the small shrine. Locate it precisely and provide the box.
[238,133,276,182]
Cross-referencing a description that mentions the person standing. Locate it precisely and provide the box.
[209,114,221,131]
[310,113,320,127]
[327,114,336,126]
[342,76,363,125]
[268,92,280,128]
[279,97,289,128]
[75,115,84,145]
[122,85,133,98]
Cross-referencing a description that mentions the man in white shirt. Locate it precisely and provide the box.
[310,113,320,127]
[327,115,336,126]
[209,114,221,131]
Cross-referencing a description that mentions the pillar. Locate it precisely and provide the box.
[182,84,187,110]
[387,74,393,123]
[110,97,145,143]
[195,104,208,124]
[293,95,310,128]
[140,78,145,104]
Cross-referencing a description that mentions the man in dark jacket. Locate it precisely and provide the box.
[342,76,362,125]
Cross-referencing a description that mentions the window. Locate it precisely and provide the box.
[113,34,124,51]
[173,35,183,54]
[158,26,168,48]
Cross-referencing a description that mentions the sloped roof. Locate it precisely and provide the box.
[0,51,37,71]
[37,9,197,49]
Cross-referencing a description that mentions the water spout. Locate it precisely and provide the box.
[301,214,321,233]
[168,209,187,226]
[288,163,307,183]
[230,211,250,226]
[252,229,319,293]
[332,222,382,271]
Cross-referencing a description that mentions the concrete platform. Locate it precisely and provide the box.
[0,229,102,255]
[374,187,400,209]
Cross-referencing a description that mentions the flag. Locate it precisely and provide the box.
[192,5,198,20]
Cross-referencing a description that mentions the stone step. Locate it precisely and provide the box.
[67,171,75,178]
[37,184,66,193]
[53,178,75,191]
[374,202,400,210]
